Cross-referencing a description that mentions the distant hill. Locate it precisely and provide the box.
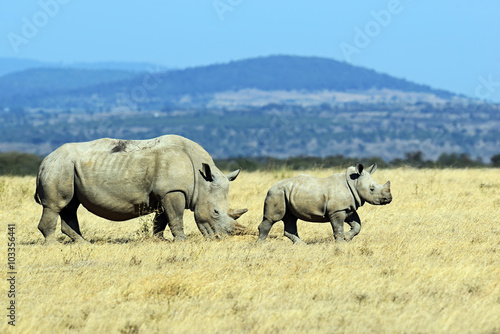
[0,57,169,76]
[62,61,170,72]
[0,58,47,77]
[139,55,453,97]
[0,68,139,107]
[0,55,456,110]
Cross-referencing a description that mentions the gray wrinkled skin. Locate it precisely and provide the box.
[34,135,247,243]
[258,163,392,244]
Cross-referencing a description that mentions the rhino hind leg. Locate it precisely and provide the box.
[38,207,59,244]
[283,213,305,245]
[36,158,76,243]
[60,198,88,243]
[344,211,361,242]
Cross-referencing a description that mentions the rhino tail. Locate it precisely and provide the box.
[34,173,43,205]
[34,184,42,205]
[34,193,41,205]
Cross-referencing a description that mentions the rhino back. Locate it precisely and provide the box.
[279,174,354,221]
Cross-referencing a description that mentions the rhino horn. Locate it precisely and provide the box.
[228,208,253,236]
[228,208,248,220]
[385,181,391,188]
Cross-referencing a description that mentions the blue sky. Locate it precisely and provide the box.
[1,0,499,101]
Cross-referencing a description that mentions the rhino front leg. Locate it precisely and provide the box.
[329,211,347,243]
[257,219,274,242]
[344,211,361,242]
[258,188,287,242]
[283,213,305,245]
[162,192,187,241]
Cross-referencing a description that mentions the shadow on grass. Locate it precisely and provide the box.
[21,232,264,246]
[19,235,169,245]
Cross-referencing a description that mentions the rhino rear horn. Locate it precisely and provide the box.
[228,208,248,220]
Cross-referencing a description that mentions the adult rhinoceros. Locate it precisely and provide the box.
[34,135,247,243]
[257,163,392,244]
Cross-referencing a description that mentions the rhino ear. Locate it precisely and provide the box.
[355,163,364,175]
[367,163,377,175]
[226,169,240,181]
[200,163,214,182]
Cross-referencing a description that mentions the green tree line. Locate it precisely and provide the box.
[1,151,499,176]
[215,151,500,172]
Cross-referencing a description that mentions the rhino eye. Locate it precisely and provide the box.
[213,209,220,216]
[370,186,375,192]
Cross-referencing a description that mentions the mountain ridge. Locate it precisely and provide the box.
[0,55,457,110]
[0,57,169,76]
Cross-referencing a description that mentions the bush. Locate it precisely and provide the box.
[491,154,500,167]
[0,152,43,176]
[436,153,483,168]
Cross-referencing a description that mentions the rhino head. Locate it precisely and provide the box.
[347,163,392,207]
[195,164,248,237]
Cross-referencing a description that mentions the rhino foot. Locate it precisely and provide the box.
[284,231,306,245]
[43,237,59,245]
[173,235,187,242]
[344,235,354,242]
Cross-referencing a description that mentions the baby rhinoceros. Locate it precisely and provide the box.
[258,163,392,244]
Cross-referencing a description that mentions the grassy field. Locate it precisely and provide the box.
[1,168,499,333]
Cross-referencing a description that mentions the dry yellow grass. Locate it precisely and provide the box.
[1,168,499,333]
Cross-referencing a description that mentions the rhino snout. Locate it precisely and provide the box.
[381,181,392,204]
[381,195,392,205]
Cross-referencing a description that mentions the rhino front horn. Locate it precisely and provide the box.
[228,208,248,220]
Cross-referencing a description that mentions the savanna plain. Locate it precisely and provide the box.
[1,168,499,333]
